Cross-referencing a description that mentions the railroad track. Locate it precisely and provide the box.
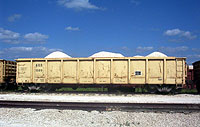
[0,100,200,112]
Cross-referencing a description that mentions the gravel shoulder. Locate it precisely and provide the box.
[0,93,200,103]
[0,93,200,127]
[0,108,199,127]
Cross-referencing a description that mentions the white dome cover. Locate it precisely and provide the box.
[45,51,71,58]
[133,55,143,57]
[146,52,167,57]
[189,65,193,69]
[90,51,124,57]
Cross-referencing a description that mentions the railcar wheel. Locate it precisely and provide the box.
[146,85,157,94]
[156,85,175,94]
[6,83,18,90]
[20,84,40,92]
[27,84,40,91]
[108,87,118,92]
[120,87,135,93]
[40,84,53,92]
[72,87,78,90]
[21,84,29,92]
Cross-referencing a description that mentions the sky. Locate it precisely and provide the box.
[0,0,200,64]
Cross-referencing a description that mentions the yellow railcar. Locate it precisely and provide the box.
[16,57,186,92]
[0,59,16,89]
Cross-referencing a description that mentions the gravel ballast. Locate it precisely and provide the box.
[0,108,199,127]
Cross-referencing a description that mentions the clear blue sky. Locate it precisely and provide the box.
[0,0,200,64]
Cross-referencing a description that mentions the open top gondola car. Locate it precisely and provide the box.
[0,59,17,90]
[16,57,186,93]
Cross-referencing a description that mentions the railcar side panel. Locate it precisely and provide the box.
[148,60,164,84]
[113,59,128,84]
[95,60,111,84]
[176,59,185,84]
[166,60,176,84]
[33,61,46,83]
[16,57,186,87]
[17,61,31,83]
[129,60,146,84]
[63,60,77,83]
[47,61,61,83]
[79,60,94,84]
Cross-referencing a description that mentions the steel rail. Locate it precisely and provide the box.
[0,100,200,112]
